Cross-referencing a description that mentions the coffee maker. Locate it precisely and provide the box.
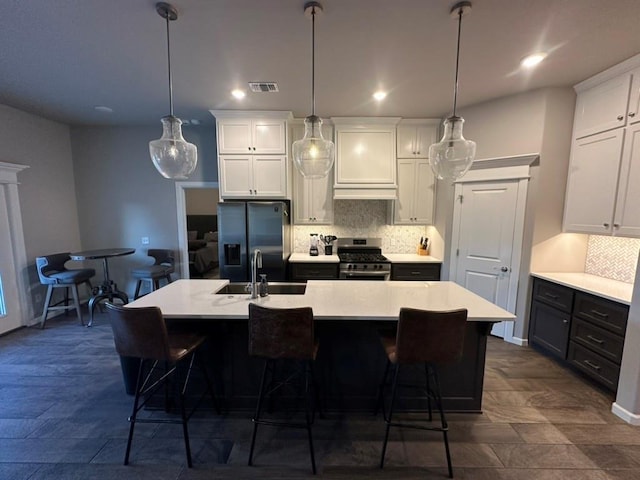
[309,233,319,256]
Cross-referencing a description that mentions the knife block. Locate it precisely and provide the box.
[417,246,429,256]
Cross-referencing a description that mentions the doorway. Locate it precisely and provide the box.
[175,182,220,279]
[449,155,536,343]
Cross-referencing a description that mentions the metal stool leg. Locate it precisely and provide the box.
[40,285,54,329]
[380,363,400,469]
[430,364,453,478]
[305,361,317,474]
[124,360,145,465]
[249,359,271,466]
[70,284,84,326]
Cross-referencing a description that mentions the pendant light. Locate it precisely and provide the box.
[428,1,476,181]
[292,1,335,179]
[149,2,197,180]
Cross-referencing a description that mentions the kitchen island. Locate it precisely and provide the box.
[129,279,514,412]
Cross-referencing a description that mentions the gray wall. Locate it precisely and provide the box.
[0,104,81,320]
[70,124,217,296]
[435,87,584,340]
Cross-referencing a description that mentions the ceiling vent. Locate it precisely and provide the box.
[249,82,279,93]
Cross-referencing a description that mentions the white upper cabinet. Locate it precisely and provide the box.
[564,56,640,237]
[563,130,625,234]
[573,65,640,139]
[393,158,435,225]
[396,120,439,158]
[332,117,401,199]
[291,122,334,224]
[211,111,292,199]
[219,155,287,198]
[217,118,286,154]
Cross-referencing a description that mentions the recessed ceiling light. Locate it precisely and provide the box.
[94,105,113,113]
[231,89,246,99]
[521,52,547,69]
[373,91,387,101]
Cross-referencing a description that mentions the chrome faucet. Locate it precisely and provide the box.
[250,248,262,299]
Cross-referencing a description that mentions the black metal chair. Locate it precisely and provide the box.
[131,249,175,299]
[36,253,95,328]
[247,303,320,475]
[105,302,219,468]
[377,307,468,478]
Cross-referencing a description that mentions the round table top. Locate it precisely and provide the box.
[70,248,135,260]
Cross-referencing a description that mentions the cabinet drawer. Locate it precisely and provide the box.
[529,300,571,360]
[573,292,629,336]
[532,279,574,313]
[290,263,339,281]
[568,341,620,392]
[570,317,625,364]
[391,263,441,281]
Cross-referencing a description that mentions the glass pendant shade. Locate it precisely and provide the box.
[292,115,335,178]
[149,115,197,179]
[428,116,476,181]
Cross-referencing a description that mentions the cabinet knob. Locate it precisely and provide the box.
[562,319,569,324]
[416,151,420,155]
[248,147,251,151]
[617,115,624,121]
[630,112,636,117]
[253,147,256,151]
[613,223,620,228]
[603,222,610,228]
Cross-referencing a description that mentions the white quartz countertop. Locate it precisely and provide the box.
[128,279,515,322]
[289,253,340,263]
[531,272,633,305]
[288,253,441,263]
[384,254,442,263]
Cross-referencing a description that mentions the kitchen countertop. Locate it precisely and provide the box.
[288,253,441,263]
[531,272,633,305]
[289,253,340,263]
[128,279,515,322]
[385,254,442,263]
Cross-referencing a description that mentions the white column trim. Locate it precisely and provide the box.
[0,162,31,327]
[612,402,640,425]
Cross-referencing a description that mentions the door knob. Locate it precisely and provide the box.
[500,266,509,272]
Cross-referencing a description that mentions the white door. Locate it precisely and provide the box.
[0,189,23,334]
[451,180,522,339]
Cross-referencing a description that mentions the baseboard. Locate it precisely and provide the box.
[612,402,640,425]
[505,336,528,347]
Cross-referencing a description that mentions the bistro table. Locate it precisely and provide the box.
[70,248,135,326]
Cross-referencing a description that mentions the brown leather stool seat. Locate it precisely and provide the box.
[247,303,321,475]
[377,307,468,478]
[105,302,219,468]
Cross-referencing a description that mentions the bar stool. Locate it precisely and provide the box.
[377,307,468,478]
[247,303,320,475]
[105,302,219,468]
[131,249,174,299]
[36,253,96,328]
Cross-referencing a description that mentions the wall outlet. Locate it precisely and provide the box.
[141,236,149,245]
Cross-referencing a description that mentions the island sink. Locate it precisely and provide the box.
[216,282,307,295]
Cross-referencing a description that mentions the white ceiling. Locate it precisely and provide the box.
[2,0,640,126]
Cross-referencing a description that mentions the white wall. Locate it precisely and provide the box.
[185,188,219,214]
[0,104,81,321]
[70,124,217,295]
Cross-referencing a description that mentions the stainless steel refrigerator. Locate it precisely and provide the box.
[217,201,291,282]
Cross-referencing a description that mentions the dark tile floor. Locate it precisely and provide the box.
[1,311,639,479]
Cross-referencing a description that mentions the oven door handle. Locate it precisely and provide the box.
[342,271,389,278]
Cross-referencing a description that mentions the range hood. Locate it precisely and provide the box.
[332,117,401,200]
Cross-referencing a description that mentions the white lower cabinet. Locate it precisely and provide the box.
[393,158,435,225]
[219,155,287,199]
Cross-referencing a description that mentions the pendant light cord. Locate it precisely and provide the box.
[165,12,174,117]
[311,5,316,116]
[452,6,463,117]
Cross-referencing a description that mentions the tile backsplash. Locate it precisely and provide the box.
[585,235,640,283]
[293,200,428,253]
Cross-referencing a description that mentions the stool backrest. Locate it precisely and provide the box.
[148,249,174,266]
[248,303,314,360]
[396,308,468,364]
[36,253,71,285]
[105,303,171,361]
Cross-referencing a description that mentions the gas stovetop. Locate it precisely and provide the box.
[338,253,389,263]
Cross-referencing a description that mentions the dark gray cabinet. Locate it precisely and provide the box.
[391,263,441,281]
[529,279,574,360]
[290,262,339,282]
[529,277,629,392]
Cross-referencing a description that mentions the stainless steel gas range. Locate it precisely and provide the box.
[337,238,391,280]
